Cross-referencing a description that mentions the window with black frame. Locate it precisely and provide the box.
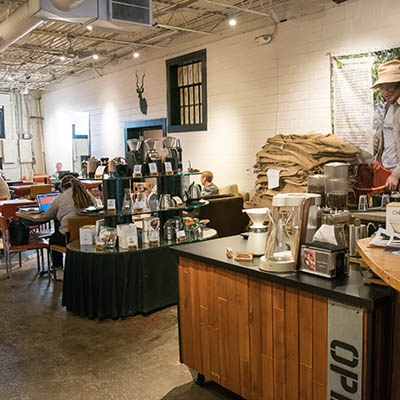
[166,49,207,133]
[0,106,5,139]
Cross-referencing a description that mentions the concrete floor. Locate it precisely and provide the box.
[0,255,243,400]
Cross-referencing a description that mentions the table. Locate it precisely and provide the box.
[62,241,179,320]
[16,210,48,224]
[9,183,53,198]
[0,199,36,218]
[9,184,34,198]
[357,236,400,290]
[62,228,217,320]
[357,237,400,399]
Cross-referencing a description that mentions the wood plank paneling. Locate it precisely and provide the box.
[189,260,202,371]
[249,278,262,399]
[208,266,221,384]
[299,291,313,400]
[273,283,286,400]
[312,294,327,399]
[260,280,274,400]
[198,264,211,378]
[225,271,242,395]
[178,264,194,366]
[285,287,299,400]
[237,274,251,399]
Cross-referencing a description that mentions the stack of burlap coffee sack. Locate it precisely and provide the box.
[248,132,361,208]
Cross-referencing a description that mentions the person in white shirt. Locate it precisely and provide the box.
[372,59,400,191]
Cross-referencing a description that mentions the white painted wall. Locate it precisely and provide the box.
[40,0,400,193]
[0,93,46,181]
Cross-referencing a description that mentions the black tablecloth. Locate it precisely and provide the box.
[62,244,178,320]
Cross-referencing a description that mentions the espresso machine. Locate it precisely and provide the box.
[260,193,321,273]
[126,138,144,174]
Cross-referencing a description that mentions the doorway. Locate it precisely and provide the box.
[124,118,167,155]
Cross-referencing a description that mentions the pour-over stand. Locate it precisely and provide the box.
[243,208,269,256]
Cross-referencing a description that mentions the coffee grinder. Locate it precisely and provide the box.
[126,138,144,174]
[144,138,162,173]
[162,137,179,173]
[243,208,269,256]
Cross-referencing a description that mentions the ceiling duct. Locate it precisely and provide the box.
[0,0,153,54]
[38,0,153,30]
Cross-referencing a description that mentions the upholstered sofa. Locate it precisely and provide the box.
[195,194,250,238]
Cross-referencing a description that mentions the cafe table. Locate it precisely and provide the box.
[62,228,217,320]
[0,199,37,218]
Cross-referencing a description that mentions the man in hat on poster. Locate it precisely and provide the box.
[372,59,400,191]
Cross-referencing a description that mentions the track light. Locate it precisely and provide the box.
[133,50,140,58]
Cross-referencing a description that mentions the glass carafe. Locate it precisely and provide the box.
[326,178,348,210]
[122,188,133,215]
[134,191,150,213]
[260,208,295,272]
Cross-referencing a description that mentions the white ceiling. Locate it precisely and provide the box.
[0,0,347,94]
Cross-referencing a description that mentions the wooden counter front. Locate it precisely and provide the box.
[172,236,394,400]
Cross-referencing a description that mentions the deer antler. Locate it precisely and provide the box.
[135,71,145,92]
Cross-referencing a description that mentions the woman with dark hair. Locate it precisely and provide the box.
[43,175,97,269]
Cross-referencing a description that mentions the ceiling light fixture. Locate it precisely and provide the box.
[59,55,65,61]
[92,54,99,60]
[229,18,237,26]
[87,25,93,31]
[133,50,140,58]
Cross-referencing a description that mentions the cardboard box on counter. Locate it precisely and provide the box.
[79,225,96,245]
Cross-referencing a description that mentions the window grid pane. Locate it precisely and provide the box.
[177,61,203,126]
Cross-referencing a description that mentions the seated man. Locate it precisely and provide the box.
[51,161,63,185]
[200,170,219,197]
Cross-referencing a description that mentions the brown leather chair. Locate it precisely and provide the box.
[196,195,250,238]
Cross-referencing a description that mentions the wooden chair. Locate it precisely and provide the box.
[0,216,49,282]
[29,184,53,200]
[33,174,51,184]
[49,215,102,281]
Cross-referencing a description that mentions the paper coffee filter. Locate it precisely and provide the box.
[312,224,338,246]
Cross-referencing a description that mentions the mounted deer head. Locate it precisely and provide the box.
[135,71,148,115]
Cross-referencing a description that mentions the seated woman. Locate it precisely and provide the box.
[200,170,219,197]
[43,175,97,269]
[0,175,11,200]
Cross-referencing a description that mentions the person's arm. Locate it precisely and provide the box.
[0,176,10,200]
[43,196,60,220]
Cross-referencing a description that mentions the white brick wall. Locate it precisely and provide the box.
[41,0,400,193]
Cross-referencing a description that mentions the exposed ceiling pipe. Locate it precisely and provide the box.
[0,0,85,53]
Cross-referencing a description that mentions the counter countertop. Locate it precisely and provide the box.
[357,237,400,291]
[171,235,393,310]
[351,209,386,224]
